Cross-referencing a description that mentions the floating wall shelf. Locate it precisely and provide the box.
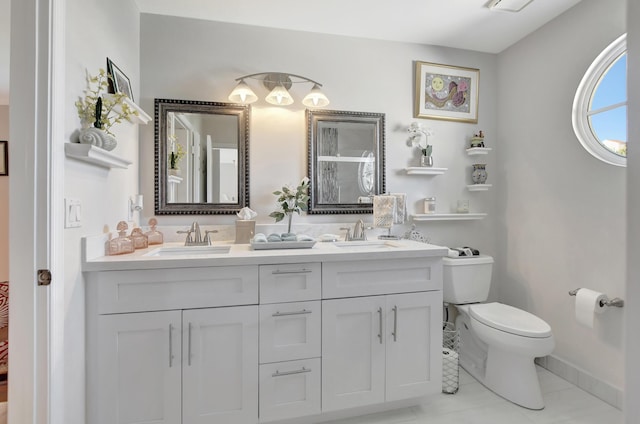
[467,184,492,192]
[103,94,152,125]
[405,167,448,175]
[411,213,487,221]
[466,147,492,156]
[65,143,132,169]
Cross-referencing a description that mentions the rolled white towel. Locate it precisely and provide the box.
[447,249,460,258]
[252,233,268,243]
[296,234,315,242]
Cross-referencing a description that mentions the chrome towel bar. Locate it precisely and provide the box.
[568,288,624,307]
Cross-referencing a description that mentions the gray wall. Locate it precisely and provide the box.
[496,0,626,390]
[140,15,499,254]
[0,105,7,282]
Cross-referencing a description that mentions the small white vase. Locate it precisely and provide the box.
[77,127,117,151]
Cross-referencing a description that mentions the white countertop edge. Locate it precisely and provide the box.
[82,237,448,272]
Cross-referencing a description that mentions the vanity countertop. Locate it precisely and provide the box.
[82,237,448,272]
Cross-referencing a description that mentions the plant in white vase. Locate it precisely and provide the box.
[74,69,138,151]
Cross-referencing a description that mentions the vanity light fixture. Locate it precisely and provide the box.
[228,72,330,107]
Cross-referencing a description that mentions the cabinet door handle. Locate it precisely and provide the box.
[271,269,311,275]
[272,309,312,317]
[168,324,174,368]
[392,305,398,342]
[272,367,311,377]
[377,307,383,344]
[188,322,193,367]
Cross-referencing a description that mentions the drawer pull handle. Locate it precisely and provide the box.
[272,309,312,317]
[272,367,312,377]
[188,322,193,367]
[168,324,174,368]
[271,269,312,275]
[377,307,383,344]
[392,305,398,342]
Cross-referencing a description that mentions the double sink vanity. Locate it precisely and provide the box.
[83,237,447,424]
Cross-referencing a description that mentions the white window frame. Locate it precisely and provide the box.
[572,34,627,167]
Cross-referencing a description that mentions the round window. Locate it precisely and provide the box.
[572,34,627,167]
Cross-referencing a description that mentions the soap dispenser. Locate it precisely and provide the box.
[105,221,135,255]
[145,218,164,245]
[130,227,149,249]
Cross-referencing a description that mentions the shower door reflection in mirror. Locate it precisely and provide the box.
[307,109,386,214]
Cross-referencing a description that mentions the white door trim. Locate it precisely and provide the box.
[9,0,65,422]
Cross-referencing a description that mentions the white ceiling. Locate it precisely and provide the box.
[134,0,582,54]
[0,0,583,104]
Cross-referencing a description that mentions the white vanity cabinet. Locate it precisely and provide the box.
[84,241,446,424]
[86,266,259,424]
[322,259,443,412]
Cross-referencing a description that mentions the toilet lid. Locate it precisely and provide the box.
[469,302,552,338]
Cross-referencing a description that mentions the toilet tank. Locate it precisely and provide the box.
[442,255,494,304]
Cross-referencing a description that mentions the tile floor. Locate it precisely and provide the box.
[327,366,623,424]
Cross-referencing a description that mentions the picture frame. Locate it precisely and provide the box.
[106,57,134,102]
[0,141,8,176]
[414,61,479,123]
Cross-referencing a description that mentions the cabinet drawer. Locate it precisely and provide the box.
[93,266,259,314]
[259,358,321,422]
[259,263,321,303]
[322,257,442,299]
[259,301,321,363]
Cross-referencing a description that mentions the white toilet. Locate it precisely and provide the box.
[443,255,554,410]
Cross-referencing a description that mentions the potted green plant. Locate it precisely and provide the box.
[269,177,310,234]
[168,143,186,176]
[74,68,138,151]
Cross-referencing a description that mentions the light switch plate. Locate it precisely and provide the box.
[65,198,82,228]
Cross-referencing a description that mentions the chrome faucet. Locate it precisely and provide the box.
[177,221,218,246]
[340,219,368,241]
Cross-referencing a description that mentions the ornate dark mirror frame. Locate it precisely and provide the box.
[306,109,386,214]
[155,98,250,215]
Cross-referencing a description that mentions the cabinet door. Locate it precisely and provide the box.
[385,291,443,401]
[95,310,182,424]
[182,306,258,424]
[322,296,386,412]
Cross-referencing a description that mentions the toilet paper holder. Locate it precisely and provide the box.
[568,288,624,307]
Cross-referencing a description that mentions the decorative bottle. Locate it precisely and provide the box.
[105,221,135,255]
[145,218,164,245]
[130,227,149,250]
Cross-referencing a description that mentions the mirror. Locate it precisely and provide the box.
[306,109,386,214]
[155,99,250,215]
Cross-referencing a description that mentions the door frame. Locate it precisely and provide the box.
[9,0,65,422]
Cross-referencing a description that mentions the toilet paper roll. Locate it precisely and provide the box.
[575,288,607,328]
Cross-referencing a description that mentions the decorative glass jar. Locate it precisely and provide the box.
[471,164,488,184]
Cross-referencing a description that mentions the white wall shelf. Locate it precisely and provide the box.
[103,94,152,125]
[466,147,492,156]
[405,167,447,175]
[467,184,492,191]
[411,213,487,221]
[65,143,132,169]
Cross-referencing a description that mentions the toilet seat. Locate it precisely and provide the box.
[469,302,552,338]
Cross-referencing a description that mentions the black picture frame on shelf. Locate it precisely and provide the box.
[0,140,8,176]
[106,57,134,102]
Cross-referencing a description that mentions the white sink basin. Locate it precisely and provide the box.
[144,245,231,257]
[332,240,400,249]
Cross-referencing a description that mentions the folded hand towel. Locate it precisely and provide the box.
[267,233,282,242]
[252,233,267,243]
[296,234,315,242]
[281,233,297,241]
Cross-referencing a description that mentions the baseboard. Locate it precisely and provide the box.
[535,355,623,410]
